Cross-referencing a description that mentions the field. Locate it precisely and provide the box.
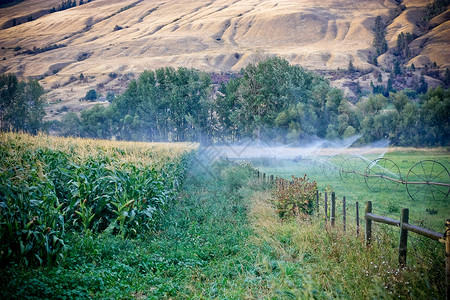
[0,132,197,267]
[255,147,450,232]
[2,138,449,298]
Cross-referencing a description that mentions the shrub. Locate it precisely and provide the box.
[85,89,97,101]
[273,175,317,219]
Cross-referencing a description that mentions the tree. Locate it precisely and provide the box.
[85,89,97,101]
[443,68,450,86]
[357,94,387,116]
[220,57,344,142]
[373,16,388,56]
[393,59,402,76]
[348,60,355,73]
[106,91,115,102]
[387,72,395,94]
[416,75,428,94]
[0,74,46,133]
[419,87,450,145]
[390,91,409,113]
[80,104,111,138]
[60,112,81,137]
[108,67,212,142]
[372,56,378,66]
[377,73,382,83]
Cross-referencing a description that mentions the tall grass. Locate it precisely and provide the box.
[247,191,444,298]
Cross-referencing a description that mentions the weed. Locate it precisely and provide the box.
[273,175,317,218]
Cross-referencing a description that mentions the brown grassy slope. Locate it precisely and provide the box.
[0,0,395,74]
[384,0,450,70]
[0,0,447,120]
[0,0,62,29]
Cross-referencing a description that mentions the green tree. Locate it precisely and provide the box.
[416,75,428,94]
[85,89,97,101]
[419,87,450,145]
[109,67,212,142]
[443,68,450,86]
[0,74,46,133]
[215,80,240,142]
[221,57,344,142]
[80,104,111,138]
[348,60,355,73]
[373,16,388,56]
[377,73,382,82]
[59,112,81,137]
[357,94,387,115]
[390,91,409,113]
[394,102,419,145]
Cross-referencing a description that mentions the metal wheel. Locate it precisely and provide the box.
[340,156,368,184]
[406,160,450,202]
[323,155,345,178]
[313,156,328,176]
[365,158,402,192]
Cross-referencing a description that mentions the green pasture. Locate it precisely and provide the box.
[254,149,450,233]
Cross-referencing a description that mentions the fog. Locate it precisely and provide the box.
[206,135,392,161]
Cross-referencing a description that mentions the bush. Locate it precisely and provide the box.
[273,175,317,219]
[84,89,97,101]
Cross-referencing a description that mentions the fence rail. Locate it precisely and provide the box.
[254,170,449,298]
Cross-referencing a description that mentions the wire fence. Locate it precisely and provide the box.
[254,169,449,299]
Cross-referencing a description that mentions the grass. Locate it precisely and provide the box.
[1,159,260,298]
[255,148,450,232]
[1,143,447,299]
[247,191,444,299]
[253,148,449,298]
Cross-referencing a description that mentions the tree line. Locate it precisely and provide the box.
[56,57,448,146]
[49,0,92,13]
[1,57,449,146]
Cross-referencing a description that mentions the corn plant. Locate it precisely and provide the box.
[0,132,196,266]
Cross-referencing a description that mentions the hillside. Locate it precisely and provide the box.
[0,0,448,119]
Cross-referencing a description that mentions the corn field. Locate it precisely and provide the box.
[0,132,197,267]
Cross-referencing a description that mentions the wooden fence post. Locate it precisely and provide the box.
[343,196,346,232]
[324,192,328,223]
[356,201,360,236]
[257,171,260,179]
[263,173,266,183]
[331,192,336,227]
[445,219,450,300]
[365,201,372,246]
[316,189,319,216]
[398,208,409,268]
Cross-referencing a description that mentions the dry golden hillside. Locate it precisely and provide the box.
[0,0,448,119]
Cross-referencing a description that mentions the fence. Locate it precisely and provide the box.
[255,170,449,298]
